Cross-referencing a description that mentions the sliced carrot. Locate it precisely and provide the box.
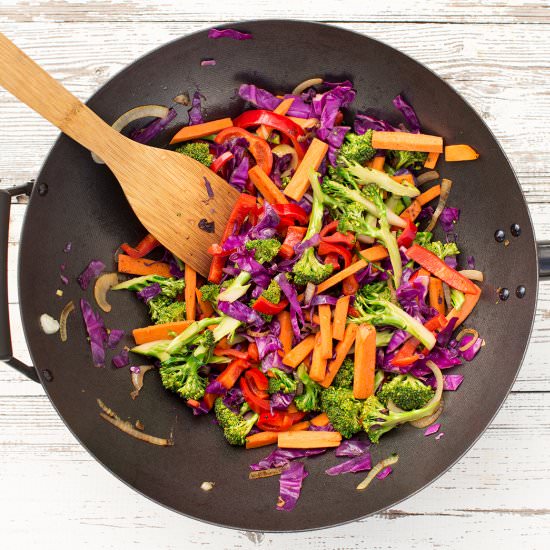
[278,430,342,449]
[246,431,278,449]
[444,144,479,162]
[203,392,217,411]
[418,184,441,206]
[184,264,197,321]
[248,342,259,363]
[429,277,446,315]
[372,131,443,153]
[187,399,201,408]
[277,311,293,355]
[353,324,376,399]
[445,286,481,328]
[289,420,311,431]
[309,333,327,383]
[216,336,230,350]
[392,173,415,185]
[310,412,330,427]
[318,304,333,360]
[169,118,233,144]
[371,155,385,171]
[117,254,172,278]
[195,288,214,317]
[400,199,422,222]
[284,138,329,201]
[303,310,321,325]
[132,320,192,345]
[248,165,289,204]
[216,360,247,390]
[257,98,295,140]
[321,323,358,388]
[288,116,319,130]
[424,151,440,169]
[342,255,360,295]
[282,334,316,369]
[332,296,351,341]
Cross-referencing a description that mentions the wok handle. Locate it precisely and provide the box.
[0,185,39,382]
[538,241,550,279]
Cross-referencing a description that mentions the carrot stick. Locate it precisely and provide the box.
[392,173,415,185]
[169,118,233,144]
[184,264,197,321]
[332,296,351,341]
[444,144,479,162]
[246,431,278,449]
[303,309,321,325]
[314,246,389,295]
[257,98,295,139]
[309,333,327,383]
[445,286,481,328]
[284,138,329,201]
[321,323,358,388]
[429,277,446,315]
[217,360,247,389]
[424,151,440,169]
[282,334,316,368]
[248,165,289,204]
[278,430,342,449]
[400,199,422,222]
[289,421,311,431]
[132,320,192,345]
[288,117,319,130]
[310,412,330,427]
[318,304,333,360]
[195,288,214,317]
[277,311,293,355]
[372,131,443,153]
[353,324,376,399]
[117,254,172,278]
[372,155,385,171]
[418,184,441,206]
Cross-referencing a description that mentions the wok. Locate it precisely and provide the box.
[1,20,549,532]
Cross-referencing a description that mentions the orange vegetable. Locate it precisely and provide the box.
[288,117,319,130]
[195,288,214,317]
[187,399,201,408]
[248,165,289,204]
[289,421,311,431]
[284,138,329,201]
[309,333,328,383]
[372,131,443,153]
[245,431,278,449]
[371,155,385,171]
[132,320,192,345]
[392,173,415,185]
[248,342,259,363]
[342,268,360,296]
[353,324,376,399]
[169,118,233,144]
[318,304,333,360]
[310,412,330,427]
[203,392,217,411]
[445,286,481,328]
[418,184,441,206]
[257,97,295,140]
[277,311,293,355]
[321,323,358,388]
[117,254,172,278]
[216,359,248,390]
[184,264,197,321]
[332,296,351,341]
[444,144,479,162]
[282,334,316,369]
[278,430,342,449]
[391,355,421,367]
[303,310,321,325]
[424,151,440,169]
[400,199,422,222]
[429,277,446,315]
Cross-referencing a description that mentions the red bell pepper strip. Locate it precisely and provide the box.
[390,354,421,367]
[320,220,355,248]
[233,110,306,159]
[272,203,309,226]
[397,218,418,248]
[214,126,273,175]
[256,411,294,432]
[213,347,249,360]
[210,151,234,174]
[252,297,289,315]
[244,368,269,399]
[216,358,250,390]
[247,342,259,363]
[279,226,307,259]
[406,245,479,294]
[323,252,340,270]
[240,376,271,413]
[318,241,352,268]
[120,233,160,258]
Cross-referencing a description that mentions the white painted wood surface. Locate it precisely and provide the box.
[0,2,549,548]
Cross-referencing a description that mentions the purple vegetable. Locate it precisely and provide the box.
[393,94,421,133]
[60,274,69,285]
[262,350,289,373]
[204,176,214,199]
[80,298,107,368]
[283,93,315,119]
[425,373,464,391]
[228,155,249,192]
[354,113,399,134]
[205,379,226,395]
[293,233,320,257]
[77,260,105,290]
[309,294,339,307]
[410,346,461,376]
[424,423,441,436]
[276,461,308,512]
[200,59,216,67]
[459,334,483,361]
[256,333,282,359]
[229,249,271,288]
[271,153,293,187]
[467,256,476,269]
[217,300,265,329]
[208,28,253,41]
[275,273,304,341]
[106,329,124,349]
[249,202,280,240]
[396,275,433,322]
[376,466,393,480]
[238,84,280,110]
[271,392,295,411]
[129,108,177,144]
[335,438,371,457]
[439,207,460,233]
[222,387,244,413]
[112,349,129,369]
[129,366,141,374]
[436,316,458,347]
[418,206,435,222]
[387,330,411,354]
[190,399,211,416]
[316,125,349,149]
[250,448,325,471]
[137,282,162,303]
[445,255,458,270]
[325,453,372,476]
[188,91,205,126]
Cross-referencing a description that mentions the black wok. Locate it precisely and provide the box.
[1,20,549,532]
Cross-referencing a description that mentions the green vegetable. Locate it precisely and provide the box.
[214,398,259,445]
[148,298,186,325]
[268,368,298,394]
[337,130,376,166]
[345,163,420,198]
[426,241,460,260]
[217,271,252,303]
[175,141,213,167]
[199,283,221,304]
[377,374,435,411]
[245,238,281,264]
[294,364,322,412]
[388,150,428,171]
[320,387,363,439]
[450,288,465,310]
[414,231,433,248]
[249,279,283,322]
[332,357,354,389]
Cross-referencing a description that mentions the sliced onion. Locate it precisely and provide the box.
[130,365,155,400]
[409,361,443,428]
[410,401,444,428]
[59,300,75,342]
[173,92,190,106]
[246,329,270,338]
[201,481,215,491]
[292,77,323,95]
[416,170,439,185]
[91,105,171,164]
[425,178,452,232]
[272,144,299,175]
[457,328,480,352]
[289,117,320,130]
[442,282,452,313]
[94,272,119,313]
[356,454,399,491]
[458,269,484,282]
[387,399,405,413]
[249,465,288,479]
[303,282,316,307]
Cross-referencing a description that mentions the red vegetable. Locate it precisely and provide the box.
[272,203,309,227]
[318,241,352,268]
[120,233,160,259]
[210,151,234,173]
[240,375,271,413]
[252,297,289,315]
[320,220,355,248]
[257,411,294,432]
[279,226,307,259]
[396,219,418,248]
[216,358,249,390]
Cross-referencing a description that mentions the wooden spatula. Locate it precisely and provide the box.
[0,32,240,276]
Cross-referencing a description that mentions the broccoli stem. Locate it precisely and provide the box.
[166,316,222,354]
[217,271,252,303]
[305,171,325,241]
[346,163,420,197]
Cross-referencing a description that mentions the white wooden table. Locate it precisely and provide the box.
[1,2,549,548]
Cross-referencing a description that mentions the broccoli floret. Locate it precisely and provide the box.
[352,282,436,350]
[294,364,322,412]
[261,279,282,304]
[214,398,259,445]
[148,297,186,325]
[388,150,428,171]
[337,130,376,166]
[292,172,334,285]
[414,231,433,248]
[159,354,207,401]
[199,283,220,304]
[245,239,282,264]
[176,141,213,167]
[268,368,297,394]
[425,241,460,260]
[362,393,440,443]
[113,274,185,299]
[333,357,354,389]
[377,374,435,411]
[320,387,363,439]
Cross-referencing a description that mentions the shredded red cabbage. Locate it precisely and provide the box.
[458,334,483,361]
[467,256,476,269]
[271,392,295,411]
[205,379,226,395]
[77,260,105,290]
[80,298,107,368]
[239,84,280,110]
[275,273,304,341]
[129,108,177,144]
[222,387,244,413]
[106,329,124,349]
[208,28,253,41]
[276,461,308,512]
[112,349,129,369]
[188,91,205,126]
[335,438,371,457]
[325,453,372,476]
[393,94,421,133]
[249,202,280,240]
[426,373,464,391]
[250,448,325,471]
[424,423,441,436]
[217,300,265,329]
[439,207,461,233]
[354,113,399,134]
[229,249,271,288]
[436,317,458,347]
[376,466,393,479]
[137,282,162,303]
[293,233,320,257]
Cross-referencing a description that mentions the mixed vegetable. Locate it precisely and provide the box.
[56,72,485,511]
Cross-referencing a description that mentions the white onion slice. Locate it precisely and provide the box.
[94,272,119,313]
[292,77,323,95]
[130,365,155,400]
[40,314,59,334]
[356,454,399,491]
[59,300,75,342]
[458,269,484,282]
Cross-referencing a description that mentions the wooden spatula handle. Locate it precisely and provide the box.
[0,32,122,161]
